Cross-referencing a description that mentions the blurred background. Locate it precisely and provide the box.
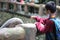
[0,0,60,40]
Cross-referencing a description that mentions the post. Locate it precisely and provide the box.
[6,3,9,11]
[0,2,1,9]
[56,0,59,5]
[24,4,28,13]
[30,0,34,3]
[17,4,22,13]
[14,3,17,12]
[39,4,43,16]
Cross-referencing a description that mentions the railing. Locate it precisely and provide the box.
[0,1,60,17]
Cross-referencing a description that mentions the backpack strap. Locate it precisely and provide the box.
[50,18,57,39]
[50,18,60,31]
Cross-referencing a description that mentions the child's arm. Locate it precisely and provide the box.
[36,20,55,33]
[31,16,41,22]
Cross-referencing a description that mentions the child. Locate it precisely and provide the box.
[31,1,57,40]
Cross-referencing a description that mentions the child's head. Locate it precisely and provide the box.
[45,1,56,14]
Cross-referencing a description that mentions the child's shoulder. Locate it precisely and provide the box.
[44,18,55,24]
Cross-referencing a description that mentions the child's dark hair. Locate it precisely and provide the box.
[45,1,56,13]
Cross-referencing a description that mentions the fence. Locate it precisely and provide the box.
[0,1,60,16]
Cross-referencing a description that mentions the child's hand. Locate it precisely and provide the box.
[31,16,36,19]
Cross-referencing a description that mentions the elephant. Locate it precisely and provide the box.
[0,17,37,40]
